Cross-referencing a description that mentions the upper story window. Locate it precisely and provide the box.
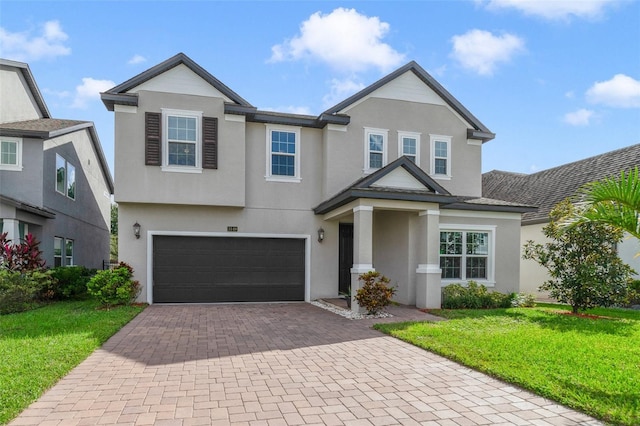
[440,226,495,284]
[145,110,217,172]
[56,154,76,200]
[364,127,388,172]
[398,131,421,166]
[430,134,451,179]
[162,109,203,172]
[0,137,22,171]
[265,125,301,182]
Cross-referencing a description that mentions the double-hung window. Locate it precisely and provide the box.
[54,237,74,266]
[440,227,494,283]
[430,135,451,179]
[398,131,421,165]
[364,127,388,172]
[265,125,301,182]
[55,154,76,200]
[0,137,22,170]
[162,109,203,171]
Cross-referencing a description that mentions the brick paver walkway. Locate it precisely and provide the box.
[11,303,602,425]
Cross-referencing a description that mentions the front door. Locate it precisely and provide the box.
[338,223,354,294]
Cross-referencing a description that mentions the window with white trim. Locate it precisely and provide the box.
[162,108,203,170]
[364,127,388,172]
[54,237,63,267]
[398,131,420,165]
[430,135,451,178]
[55,154,76,200]
[0,137,22,170]
[265,125,301,182]
[65,239,74,266]
[440,229,493,282]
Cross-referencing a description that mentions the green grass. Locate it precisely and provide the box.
[0,300,145,424]
[375,304,640,426]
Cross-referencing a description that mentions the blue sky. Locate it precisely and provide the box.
[1,1,639,176]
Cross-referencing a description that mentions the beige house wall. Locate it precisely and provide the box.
[0,65,41,123]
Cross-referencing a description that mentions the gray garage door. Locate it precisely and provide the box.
[153,236,305,303]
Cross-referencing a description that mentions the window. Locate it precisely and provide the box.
[430,135,451,178]
[440,228,494,282]
[161,109,203,171]
[265,125,301,182]
[398,131,421,165]
[54,237,63,267]
[65,239,74,266]
[56,154,76,200]
[54,237,74,266]
[0,137,22,170]
[364,128,388,172]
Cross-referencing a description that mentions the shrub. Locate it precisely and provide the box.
[0,233,46,271]
[86,262,140,308]
[354,271,396,314]
[523,200,632,313]
[49,266,96,300]
[628,279,640,306]
[0,269,54,314]
[442,281,513,309]
[511,293,537,308]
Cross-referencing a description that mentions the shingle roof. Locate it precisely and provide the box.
[0,118,88,135]
[482,144,640,223]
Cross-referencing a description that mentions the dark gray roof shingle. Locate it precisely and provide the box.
[483,144,640,223]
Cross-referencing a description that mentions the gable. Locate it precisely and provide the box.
[0,65,43,123]
[370,166,429,191]
[127,64,233,101]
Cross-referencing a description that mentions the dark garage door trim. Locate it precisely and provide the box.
[146,231,310,304]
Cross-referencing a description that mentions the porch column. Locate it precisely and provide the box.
[2,218,19,242]
[350,205,374,312]
[416,210,442,309]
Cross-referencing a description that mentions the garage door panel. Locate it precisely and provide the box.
[153,236,305,303]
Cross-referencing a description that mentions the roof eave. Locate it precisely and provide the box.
[467,129,496,143]
[101,93,139,111]
[442,203,537,214]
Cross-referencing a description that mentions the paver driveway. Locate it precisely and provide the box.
[11,303,601,426]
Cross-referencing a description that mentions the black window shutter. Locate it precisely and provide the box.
[145,112,161,166]
[202,116,218,169]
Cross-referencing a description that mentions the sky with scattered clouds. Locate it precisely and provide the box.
[1,1,638,175]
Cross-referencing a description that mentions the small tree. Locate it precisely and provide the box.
[523,200,633,313]
[0,232,46,271]
[354,271,396,314]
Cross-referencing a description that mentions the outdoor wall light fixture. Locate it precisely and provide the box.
[133,222,141,239]
[317,227,325,243]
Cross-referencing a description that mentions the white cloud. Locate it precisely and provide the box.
[268,8,405,73]
[322,78,366,108]
[565,91,575,99]
[450,29,525,76]
[563,108,595,126]
[586,74,640,108]
[128,54,147,65]
[0,20,71,62]
[481,0,620,21]
[71,77,115,109]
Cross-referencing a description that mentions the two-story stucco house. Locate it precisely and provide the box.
[0,58,114,269]
[101,53,532,310]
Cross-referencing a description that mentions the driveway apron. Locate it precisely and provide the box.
[11,303,602,425]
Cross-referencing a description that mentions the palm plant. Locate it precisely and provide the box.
[564,166,639,240]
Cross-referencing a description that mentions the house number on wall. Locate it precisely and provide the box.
[227,226,238,232]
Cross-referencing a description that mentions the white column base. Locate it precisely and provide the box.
[416,264,442,309]
[350,266,375,313]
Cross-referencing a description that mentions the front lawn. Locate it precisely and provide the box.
[374,304,640,426]
[0,300,145,424]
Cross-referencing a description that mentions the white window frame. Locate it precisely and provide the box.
[430,134,452,179]
[55,154,76,201]
[161,108,203,173]
[439,224,496,286]
[398,131,421,166]
[0,137,23,171]
[265,124,301,183]
[65,239,74,266]
[364,127,388,173]
[54,237,63,267]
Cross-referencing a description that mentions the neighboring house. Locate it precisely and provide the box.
[101,53,533,309]
[483,144,640,297]
[0,58,114,269]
